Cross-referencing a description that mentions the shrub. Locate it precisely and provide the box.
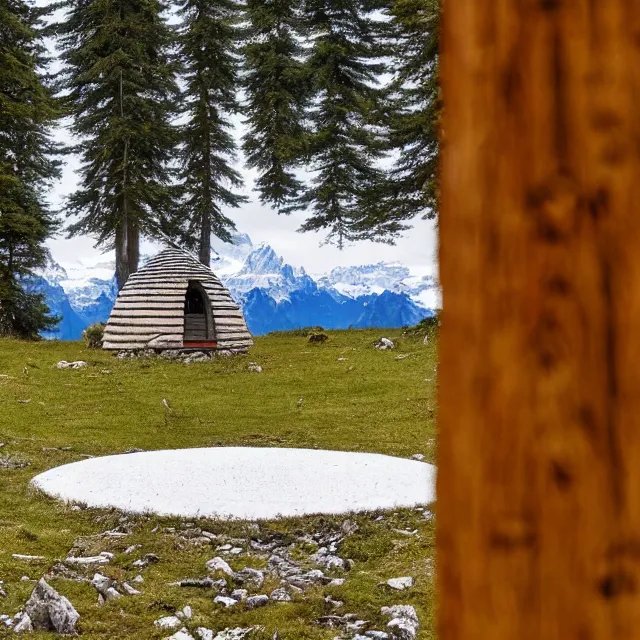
[268,326,325,338]
[308,332,329,344]
[83,322,105,349]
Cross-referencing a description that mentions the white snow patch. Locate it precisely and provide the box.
[31,447,436,520]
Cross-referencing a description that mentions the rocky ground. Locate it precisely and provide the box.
[0,504,434,639]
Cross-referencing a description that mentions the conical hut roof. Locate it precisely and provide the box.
[102,247,253,351]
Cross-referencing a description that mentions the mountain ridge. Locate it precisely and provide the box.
[33,233,439,340]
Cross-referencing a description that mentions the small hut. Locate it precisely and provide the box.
[102,247,253,352]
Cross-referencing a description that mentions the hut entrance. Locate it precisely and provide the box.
[183,281,216,348]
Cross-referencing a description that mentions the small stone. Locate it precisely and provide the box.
[122,582,141,595]
[386,577,415,591]
[374,338,395,350]
[235,567,265,588]
[217,544,232,551]
[328,578,345,587]
[196,629,214,640]
[214,596,238,608]
[231,589,248,601]
[132,574,145,584]
[25,578,80,634]
[124,544,142,554]
[245,594,269,609]
[341,520,359,536]
[65,555,110,566]
[324,596,343,608]
[381,605,419,640]
[166,628,195,640]
[409,453,425,461]
[365,632,390,639]
[12,555,45,562]
[182,605,193,619]
[247,362,263,373]
[206,556,234,576]
[105,586,122,600]
[13,613,33,633]
[155,615,182,630]
[91,573,113,595]
[229,547,243,555]
[270,588,292,602]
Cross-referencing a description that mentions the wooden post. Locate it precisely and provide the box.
[438,1,640,638]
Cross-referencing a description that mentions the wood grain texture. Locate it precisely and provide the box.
[102,247,253,351]
[438,1,640,638]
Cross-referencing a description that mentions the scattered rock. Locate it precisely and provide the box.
[56,361,88,369]
[124,544,142,554]
[381,605,419,640]
[270,588,292,602]
[374,338,395,350]
[385,577,414,591]
[166,628,195,640]
[196,629,214,640]
[0,458,30,470]
[247,362,263,373]
[122,582,141,595]
[24,578,80,634]
[91,573,113,596]
[13,613,33,633]
[423,334,429,345]
[206,557,234,576]
[132,553,160,568]
[395,354,410,360]
[65,554,110,566]
[210,628,256,640]
[173,577,216,589]
[11,555,45,562]
[324,596,343,608]
[0,581,5,598]
[245,595,269,610]
[341,520,359,536]
[328,578,346,587]
[235,567,265,588]
[409,453,425,461]
[311,549,346,570]
[155,615,182,630]
[214,596,238,608]
[231,589,248,601]
[132,575,145,584]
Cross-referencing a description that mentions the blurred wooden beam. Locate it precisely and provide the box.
[438,1,640,638]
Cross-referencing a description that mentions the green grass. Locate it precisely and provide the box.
[0,329,437,639]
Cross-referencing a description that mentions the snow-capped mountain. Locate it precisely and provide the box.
[34,232,439,340]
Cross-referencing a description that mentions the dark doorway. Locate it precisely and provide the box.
[184,281,211,343]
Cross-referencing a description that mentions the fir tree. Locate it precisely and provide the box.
[299,0,400,248]
[0,0,60,338]
[242,0,308,211]
[56,0,180,289]
[384,0,440,219]
[176,0,247,266]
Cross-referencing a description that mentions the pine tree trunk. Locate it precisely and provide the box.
[115,223,128,291]
[127,219,140,276]
[438,1,640,638]
[199,210,211,266]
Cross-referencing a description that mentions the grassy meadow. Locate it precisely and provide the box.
[0,328,437,639]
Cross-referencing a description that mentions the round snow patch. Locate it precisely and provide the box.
[31,447,435,520]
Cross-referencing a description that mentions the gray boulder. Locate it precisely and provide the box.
[24,578,80,634]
